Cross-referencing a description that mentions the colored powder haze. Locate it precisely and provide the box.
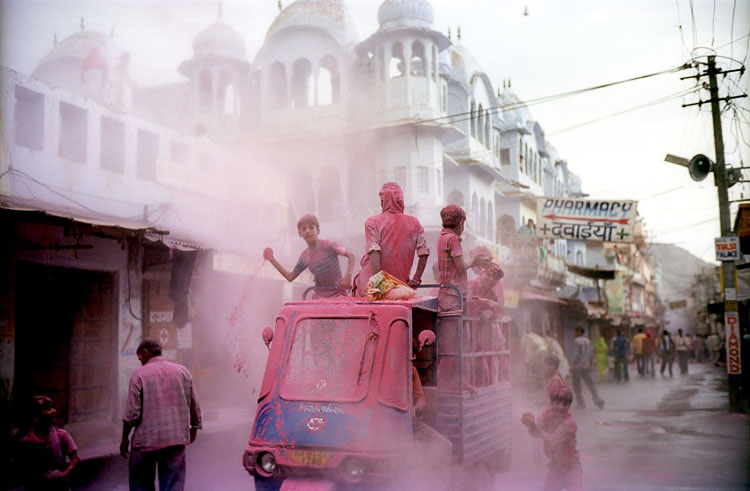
[1,1,749,490]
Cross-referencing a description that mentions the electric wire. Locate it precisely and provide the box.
[688,0,698,48]
[675,0,692,59]
[548,85,701,135]
[711,0,716,47]
[730,0,737,61]
[413,65,689,127]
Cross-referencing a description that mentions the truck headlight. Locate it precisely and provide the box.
[258,452,276,474]
[341,457,366,483]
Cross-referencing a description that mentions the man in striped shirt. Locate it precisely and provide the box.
[121,339,201,491]
[264,214,356,297]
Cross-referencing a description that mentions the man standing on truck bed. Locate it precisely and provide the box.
[356,182,430,295]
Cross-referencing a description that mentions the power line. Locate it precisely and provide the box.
[548,86,700,135]
[415,64,689,127]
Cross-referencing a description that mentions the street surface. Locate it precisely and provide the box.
[71,363,749,490]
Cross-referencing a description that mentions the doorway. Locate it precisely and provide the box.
[14,262,116,425]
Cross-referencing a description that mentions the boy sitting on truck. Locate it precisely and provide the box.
[264,214,356,297]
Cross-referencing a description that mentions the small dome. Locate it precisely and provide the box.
[378,0,434,30]
[441,44,484,87]
[32,30,122,96]
[192,20,246,60]
[33,30,118,77]
[499,90,533,129]
[265,0,359,47]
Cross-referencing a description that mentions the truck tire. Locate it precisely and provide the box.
[254,476,281,490]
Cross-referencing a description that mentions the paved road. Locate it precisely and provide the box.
[71,362,749,490]
[506,362,750,490]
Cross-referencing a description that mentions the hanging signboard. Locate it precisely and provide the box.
[725,311,741,375]
[537,198,637,243]
[715,236,740,261]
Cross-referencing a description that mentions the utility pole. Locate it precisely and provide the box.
[707,56,742,412]
[677,55,748,412]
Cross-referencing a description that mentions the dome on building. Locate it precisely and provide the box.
[32,29,124,98]
[33,30,118,80]
[377,0,434,30]
[440,44,484,87]
[192,19,246,60]
[499,89,533,129]
[265,0,359,47]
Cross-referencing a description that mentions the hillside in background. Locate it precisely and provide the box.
[646,243,715,334]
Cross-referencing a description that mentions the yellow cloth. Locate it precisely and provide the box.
[632,332,646,354]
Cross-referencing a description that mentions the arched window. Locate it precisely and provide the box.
[248,69,261,122]
[199,70,212,111]
[291,58,313,108]
[576,250,583,266]
[219,70,235,116]
[410,41,425,77]
[269,62,287,109]
[389,42,405,78]
[377,47,385,82]
[478,104,484,144]
[318,55,340,105]
[470,100,476,138]
[471,193,479,229]
[486,201,494,240]
[485,110,491,148]
[447,189,464,206]
[432,45,438,81]
[480,197,487,237]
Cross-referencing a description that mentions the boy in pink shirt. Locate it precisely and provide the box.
[522,386,582,491]
[265,214,356,297]
[18,395,79,490]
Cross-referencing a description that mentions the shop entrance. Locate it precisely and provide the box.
[14,262,116,425]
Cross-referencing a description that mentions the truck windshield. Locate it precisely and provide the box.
[280,317,377,402]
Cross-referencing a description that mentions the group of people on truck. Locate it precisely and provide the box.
[263,182,502,310]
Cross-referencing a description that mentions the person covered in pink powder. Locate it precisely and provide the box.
[436,205,490,392]
[17,395,80,491]
[521,385,583,491]
[355,183,430,295]
[264,214,356,297]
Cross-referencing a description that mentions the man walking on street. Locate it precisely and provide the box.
[660,330,675,377]
[612,330,630,382]
[121,339,202,491]
[571,328,604,409]
[632,328,646,376]
[675,329,690,375]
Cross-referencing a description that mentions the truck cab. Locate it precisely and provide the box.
[243,288,511,489]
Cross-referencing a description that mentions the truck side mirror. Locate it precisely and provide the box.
[262,327,274,350]
[418,330,436,351]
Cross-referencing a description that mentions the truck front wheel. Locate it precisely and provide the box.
[254,476,282,490]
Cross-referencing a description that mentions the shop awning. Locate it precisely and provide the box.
[521,288,567,304]
[567,264,616,280]
[1,195,165,236]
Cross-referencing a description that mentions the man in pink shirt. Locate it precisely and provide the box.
[121,339,201,491]
[356,183,430,295]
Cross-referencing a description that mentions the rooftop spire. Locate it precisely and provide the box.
[80,17,85,32]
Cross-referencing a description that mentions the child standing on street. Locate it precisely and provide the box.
[264,214,356,297]
[521,386,582,491]
[17,395,79,491]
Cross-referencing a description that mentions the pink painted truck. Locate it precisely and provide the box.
[243,286,512,490]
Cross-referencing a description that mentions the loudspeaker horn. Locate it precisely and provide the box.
[688,154,714,181]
